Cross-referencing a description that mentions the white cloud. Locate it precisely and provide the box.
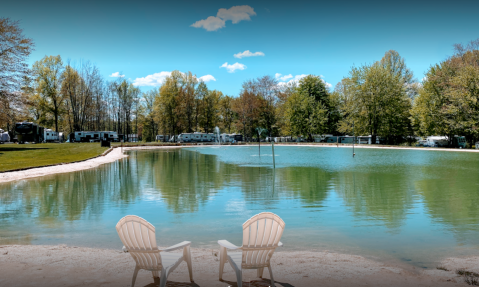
[220,62,246,73]
[109,72,124,78]
[276,73,332,89]
[234,50,265,59]
[217,5,256,24]
[132,72,217,87]
[191,5,256,31]
[132,71,172,87]
[191,16,225,32]
[198,75,216,82]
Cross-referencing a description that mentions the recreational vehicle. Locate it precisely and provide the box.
[156,135,170,142]
[15,122,44,144]
[44,129,60,143]
[0,129,10,143]
[425,136,449,147]
[69,131,119,143]
[452,136,466,148]
[357,135,381,144]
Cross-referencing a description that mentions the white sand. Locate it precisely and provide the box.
[0,245,476,287]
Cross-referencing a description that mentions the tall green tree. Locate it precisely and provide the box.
[32,55,65,132]
[337,59,411,144]
[0,18,34,130]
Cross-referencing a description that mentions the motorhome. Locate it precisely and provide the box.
[0,129,10,143]
[425,136,449,147]
[15,122,44,144]
[357,135,381,144]
[156,135,170,142]
[69,131,119,142]
[312,134,333,142]
[452,136,466,148]
[44,129,60,143]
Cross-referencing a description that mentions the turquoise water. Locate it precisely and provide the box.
[1,146,479,268]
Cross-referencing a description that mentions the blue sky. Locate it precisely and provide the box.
[2,0,479,95]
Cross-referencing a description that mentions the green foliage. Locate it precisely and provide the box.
[411,47,479,143]
[336,52,413,144]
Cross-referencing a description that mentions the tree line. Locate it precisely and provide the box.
[1,17,478,146]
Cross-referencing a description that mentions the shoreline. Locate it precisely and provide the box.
[0,244,476,287]
[0,146,181,184]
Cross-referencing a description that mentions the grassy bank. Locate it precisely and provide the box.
[0,143,109,172]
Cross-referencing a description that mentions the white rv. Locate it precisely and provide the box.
[0,129,10,143]
[70,131,119,142]
[425,136,448,147]
[44,129,60,142]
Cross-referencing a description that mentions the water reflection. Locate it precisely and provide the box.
[0,147,479,266]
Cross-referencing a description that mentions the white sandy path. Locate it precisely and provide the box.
[0,146,182,184]
[0,245,477,287]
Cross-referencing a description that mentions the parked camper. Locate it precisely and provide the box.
[15,122,44,144]
[156,135,170,142]
[69,131,119,143]
[452,136,466,148]
[0,129,10,143]
[425,136,448,147]
[357,135,381,144]
[44,129,60,143]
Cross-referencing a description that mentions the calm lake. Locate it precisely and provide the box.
[1,146,479,268]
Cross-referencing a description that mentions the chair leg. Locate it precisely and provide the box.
[131,266,140,287]
[159,268,168,287]
[184,246,194,281]
[257,267,264,278]
[268,264,275,287]
[235,269,242,287]
[219,246,227,280]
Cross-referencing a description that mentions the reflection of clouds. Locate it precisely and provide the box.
[225,199,247,214]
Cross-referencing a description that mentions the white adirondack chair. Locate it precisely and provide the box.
[116,215,193,287]
[218,212,285,287]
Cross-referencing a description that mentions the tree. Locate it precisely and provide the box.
[337,60,411,144]
[411,39,479,145]
[219,95,235,133]
[0,18,34,130]
[286,75,331,140]
[32,55,65,132]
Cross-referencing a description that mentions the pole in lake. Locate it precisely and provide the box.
[353,121,355,157]
[272,140,276,168]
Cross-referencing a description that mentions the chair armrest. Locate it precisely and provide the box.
[278,241,283,247]
[163,241,191,252]
[218,240,241,250]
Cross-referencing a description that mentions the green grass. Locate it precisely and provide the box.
[0,143,109,172]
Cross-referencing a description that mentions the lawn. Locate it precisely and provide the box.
[0,143,109,172]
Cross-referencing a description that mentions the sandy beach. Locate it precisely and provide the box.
[0,244,477,287]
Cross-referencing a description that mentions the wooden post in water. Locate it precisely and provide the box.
[272,141,275,168]
[353,121,356,157]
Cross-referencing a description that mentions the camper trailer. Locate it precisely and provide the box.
[156,135,170,142]
[69,131,119,143]
[0,129,10,143]
[452,136,466,148]
[425,136,449,147]
[44,129,60,143]
[15,122,44,144]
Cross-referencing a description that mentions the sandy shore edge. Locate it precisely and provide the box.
[0,244,477,287]
[0,146,181,184]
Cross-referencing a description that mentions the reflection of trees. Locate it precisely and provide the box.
[135,150,224,213]
[276,167,331,204]
[0,159,142,229]
[335,171,415,229]
[415,167,479,239]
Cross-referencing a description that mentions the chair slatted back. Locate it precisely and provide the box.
[116,215,162,270]
[241,212,285,268]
